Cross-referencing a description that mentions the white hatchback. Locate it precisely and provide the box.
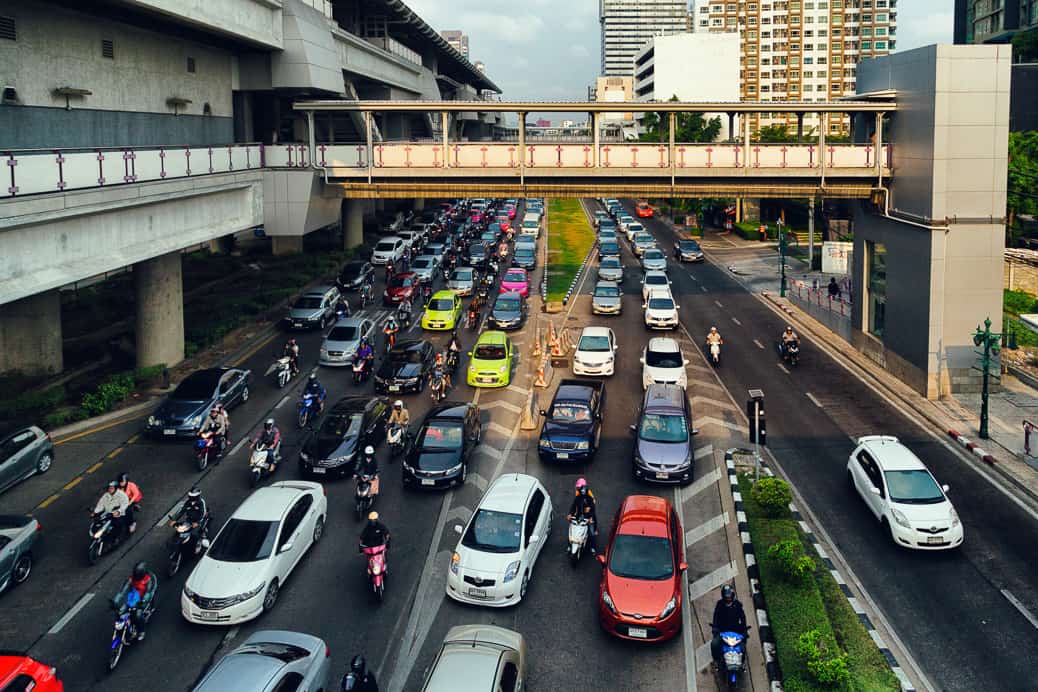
[643,288,680,330]
[572,326,618,376]
[641,337,689,389]
[446,474,553,607]
[182,481,327,625]
[371,236,405,265]
[846,436,963,550]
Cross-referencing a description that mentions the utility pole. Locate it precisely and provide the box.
[972,318,1001,439]
[778,218,788,297]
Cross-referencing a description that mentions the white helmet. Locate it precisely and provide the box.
[364,445,375,456]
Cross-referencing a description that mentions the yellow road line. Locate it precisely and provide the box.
[54,411,150,446]
[233,330,280,367]
[37,494,60,509]
[127,434,140,445]
[63,477,83,491]
[106,447,124,459]
[87,461,105,473]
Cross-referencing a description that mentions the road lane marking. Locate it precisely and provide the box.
[777,363,790,374]
[696,416,748,435]
[681,468,720,503]
[232,330,280,367]
[54,413,151,446]
[480,400,522,415]
[222,626,241,647]
[468,472,490,492]
[673,487,699,692]
[48,593,94,634]
[37,494,60,509]
[63,477,83,491]
[1002,589,1038,630]
[806,392,823,408]
[127,434,140,445]
[753,339,766,350]
[691,396,740,413]
[731,317,742,326]
[487,421,513,437]
[106,447,123,459]
[687,272,699,282]
[700,286,708,292]
[714,300,723,308]
[275,395,290,409]
[87,461,104,474]
[695,642,713,671]
[688,560,739,601]
[229,438,247,456]
[686,512,730,547]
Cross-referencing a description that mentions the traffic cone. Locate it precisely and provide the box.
[532,328,542,358]
[535,363,547,387]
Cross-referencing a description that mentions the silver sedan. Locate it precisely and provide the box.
[597,257,624,282]
[641,248,668,273]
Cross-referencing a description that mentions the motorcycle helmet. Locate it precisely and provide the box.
[575,477,588,494]
[187,487,202,499]
[368,511,379,522]
[132,561,148,581]
[118,472,129,485]
[350,655,367,674]
[364,445,375,456]
[288,338,297,345]
[710,326,718,333]
[209,408,220,418]
[309,372,317,382]
[107,480,118,491]
[394,400,403,409]
[721,584,735,603]
[264,418,275,431]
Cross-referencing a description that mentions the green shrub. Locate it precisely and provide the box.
[134,364,166,385]
[0,386,66,418]
[1004,288,1038,316]
[80,372,134,417]
[795,629,851,687]
[751,477,792,517]
[767,538,815,582]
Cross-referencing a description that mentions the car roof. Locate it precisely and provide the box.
[503,268,526,276]
[617,495,672,538]
[496,291,523,301]
[330,316,366,329]
[180,369,226,388]
[328,396,374,415]
[644,270,668,279]
[647,337,680,352]
[390,272,417,280]
[595,280,619,289]
[580,326,613,338]
[480,473,538,513]
[476,330,508,345]
[646,287,673,299]
[425,402,472,422]
[232,482,320,522]
[431,290,457,300]
[378,235,402,242]
[194,650,284,691]
[858,436,926,471]
[643,384,686,411]
[423,648,501,692]
[392,339,428,353]
[303,285,336,296]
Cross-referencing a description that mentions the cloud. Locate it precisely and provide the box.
[569,44,590,58]
[453,12,546,44]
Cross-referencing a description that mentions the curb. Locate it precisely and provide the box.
[51,398,161,443]
[726,449,917,692]
[947,429,997,465]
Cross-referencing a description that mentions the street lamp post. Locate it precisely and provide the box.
[778,219,787,297]
[972,317,1002,440]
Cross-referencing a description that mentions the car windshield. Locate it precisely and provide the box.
[628,224,644,233]
[451,270,473,282]
[648,297,675,310]
[418,422,464,450]
[601,244,619,253]
[429,298,455,311]
[207,519,279,562]
[388,275,413,289]
[578,335,612,352]
[469,246,486,257]
[635,234,654,244]
[504,271,525,283]
[601,258,621,268]
[474,343,507,360]
[595,286,620,297]
[327,326,358,342]
[172,375,216,401]
[462,509,522,553]
[609,534,674,580]
[375,241,396,251]
[680,241,701,251]
[646,275,668,286]
[235,642,311,663]
[389,348,425,364]
[294,297,323,310]
[319,412,363,438]
[495,297,521,312]
[884,470,945,504]
[515,249,535,258]
[646,348,682,368]
[523,221,538,228]
[550,404,592,422]
[639,413,688,443]
[644,250,663,260]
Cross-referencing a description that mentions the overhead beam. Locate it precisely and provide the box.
[294,99,897,114]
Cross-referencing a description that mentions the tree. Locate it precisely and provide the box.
[1008,131,1038,245]
[753,125,793,143]
[638,95,722,143]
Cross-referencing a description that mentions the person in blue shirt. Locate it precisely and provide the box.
[304,373,327,414]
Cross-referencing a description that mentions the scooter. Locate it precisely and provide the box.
[362,543,388,602]
[568,517,590,566]
[396,306,413,329]
[430,372,448,403]
[783,340,800,366]
[383,328,398,355]
[354,474,377,520]
[707,341,722,367]
[166,516,210,577]
[387,423,407,459]
[712,625,751,691]
[88,511,123,565]
[446,349,460,375]
[353,357,373,385]
[297,393,320,429]
[359,282,373,308]
[248,443,280,487]
[194,433,217,471]
[265,357,294,388]
[108,591,154,672]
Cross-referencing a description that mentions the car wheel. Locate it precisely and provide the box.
[36,453,52,474]
[262,579,280,612]
[240,386,250,403]
[519,571,530,600]
[313,516,325,544]
[12,553,32,585]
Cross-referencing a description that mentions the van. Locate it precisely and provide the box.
[520,212,541,238]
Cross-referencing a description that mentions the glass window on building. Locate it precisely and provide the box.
[875,41,887,49]
[867,242,886,338]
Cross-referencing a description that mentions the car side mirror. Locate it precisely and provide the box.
[467,352,473,357]
[453,524,464,535]
[675,305,681,310]
[596,554,607,565]
[639,357,645,364]
[679,562,688,572]
[683,359,690,365]
[942,484,950,493]
[868,486,881,496]
[280,542,294,553]
[539,409,547,416]
[642,304,647,309]
[629,424,637,434]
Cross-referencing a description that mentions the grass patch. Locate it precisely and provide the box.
[738,475,899,692]
[1004,289,1038,347]
[545,199,596,302]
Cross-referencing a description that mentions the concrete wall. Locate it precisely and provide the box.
[1005,259,1038,293]
[118,0,284,49]
[0,108,233,148]
[272,0,345,94]
[262,170,341,237]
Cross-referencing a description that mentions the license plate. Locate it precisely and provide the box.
[389,385,401,392]
[311,467,326,474]
[479,377,495,383]
[655,472,669,480]
[163,429,176,436]
[557,452,569,459]
[467,587,488,598]
[200,611,220,620]
[628,627,648,638]
[421,478,436,486]
[926,536,944,544]
[293,322,302,328]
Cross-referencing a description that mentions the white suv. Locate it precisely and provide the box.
[643,288,680,330]
[846,436,963,550]
[371,236,405,265]
[641,337,689,389]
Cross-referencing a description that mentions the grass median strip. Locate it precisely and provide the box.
[546,198,595,302]
[738,475,899,692]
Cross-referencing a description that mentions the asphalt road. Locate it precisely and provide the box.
[630,204,1038,692]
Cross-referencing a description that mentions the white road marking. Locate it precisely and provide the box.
[445,505,473,527]
[687,561,739,601]
[476,445,504,461]
[714,300,723,308]
[691,396,740,413]
[222,626,240,647]
[695,642,713,671]
[696,416,749,434]
[777,363,790,374]
[701,286,708,292]
[753,339,766,350]
[685,512,730,547]
[229,438,247,456]
[487,421,513,437]
[673,488,699,692]
[681,468,721,503]
[688,272,699,282]
[731,317,742,326]
[275,395,290,409]
[806,392,823,408]
[480,400,523,415]
[1002,589,1038,630]
[694,444,714,460]
[467,472,490,492]
[49,593,94,634]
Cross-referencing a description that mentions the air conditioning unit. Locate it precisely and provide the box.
[1,86,18,105]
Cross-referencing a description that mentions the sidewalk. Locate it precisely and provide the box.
[707,234,1038,505]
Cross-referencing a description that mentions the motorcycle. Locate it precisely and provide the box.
[248,443,280,487]
[383,327,398,354]
[166,516,210,577]
[430,371,448,403]
[387,423,406,458]
[446,349,460,375]
[193,432,217,471]
[297,392,320,428]
[712,626,750,691]
[568,517,590,566]
[707,341,722,367]
[265,356,294,388]
[354,473,377,520]
[88,511,122,565]
[498,244,509,260]
[396,305,413,329]
[352,356,373,385]
[362,543,388,602]
[108,592,153,672]
[359,281,373,308]
[782,340,800,366]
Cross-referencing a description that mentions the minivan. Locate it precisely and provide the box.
[632,384,694,484]
[520,213,541,238]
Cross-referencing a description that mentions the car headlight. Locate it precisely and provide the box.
[183,585,196,600]
[602,589,618,614]
[320,347,328,355]
[575,440,590,450]
[890,507,912,529]
[950,507,960,528]
[539,438,551,449]
[447,463,463,475]
[231,582,266,605]
[300,451,310,461]
[147,416,157,426]
[659,596,677,619]
[503,560,521,583]
[187,415,201,428]
[404,377,419,384]
[450,552,460,575]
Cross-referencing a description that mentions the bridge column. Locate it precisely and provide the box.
[796,113,804,142]
[135,252,184,369]
[413,198,425,211]
[591,111,599,167]
[0,290,64,376]
[727,112,736,142]
[271,236,303,255]
[344,199,364,250]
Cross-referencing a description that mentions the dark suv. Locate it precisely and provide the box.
[631,384,694,484]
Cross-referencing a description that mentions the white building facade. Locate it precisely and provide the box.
[599,0,690,76]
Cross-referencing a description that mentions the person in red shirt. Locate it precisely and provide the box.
[117,473,143,533]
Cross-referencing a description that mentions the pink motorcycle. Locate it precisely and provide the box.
[362,543,387,602]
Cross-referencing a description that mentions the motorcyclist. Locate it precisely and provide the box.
[355,337,375,372]
[335,295,351,318]
[566,477,598,555]
[711,584,748,668]
[467,299,480,328]
[250,419,282,472]
[304,372,327,414]
[706,326,723,347]
[446,333,462,370]
[780,326,799,357]
[94,480,130,538]
[431,354,451,393]
[498,240,509,258]
[200,408,228,457]
[359,511,391,551]
[387,400,410,430]
[112,561,157,641]
[283,338,300,376]
[355,445,380,497]
[169,486,209,546]
[383,316,399,351]
[117,473,143,534]
[397,296,413,327]
[341,654,379,692]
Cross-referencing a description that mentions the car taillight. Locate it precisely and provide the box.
[325,644,331,658]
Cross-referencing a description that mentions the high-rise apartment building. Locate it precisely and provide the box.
[599,0,690,76]
[441,29,470,58]
[695,0,898,134]
[954,0,1038,44]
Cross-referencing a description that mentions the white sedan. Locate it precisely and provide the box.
[641,270,672,301]
[572,326,618,377]
[182,481,327,625]
[641,337,689,389]
[846,436,963,550]
[447,474,552,607]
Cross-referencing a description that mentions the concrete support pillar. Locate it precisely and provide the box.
[727,113,735,142]
[375,198,385,212]
[796,113,804,142]
[743,198,762,223]
[0,290,64,375]
[135,252,184,369]
[209,235,233,254]
[413,198,425,211]
[272,235,304,255]
[344,199,365,250]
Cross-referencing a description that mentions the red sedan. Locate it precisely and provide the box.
[598,495,687,642]
[383,272,418,305]
[0,655,64,692]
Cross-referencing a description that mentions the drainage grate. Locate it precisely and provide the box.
[0,16,15,41]
[102,38,114,59]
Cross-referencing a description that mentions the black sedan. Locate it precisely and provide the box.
[338,261,374,289]
[488,292,528,331]
[374,340,436,394]
[674,239,705,262]
[145,368,250,439]
[299,396,390,478]
[467,242,490,268]
[402,402,482,489]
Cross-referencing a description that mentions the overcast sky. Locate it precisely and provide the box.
[407,0,955,103]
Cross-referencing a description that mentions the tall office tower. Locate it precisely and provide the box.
[954,0,1038,44]
[441,29,470,58]
[599,0,690,76]
[694,0,898,134]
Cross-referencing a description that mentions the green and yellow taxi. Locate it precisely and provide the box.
[466,330,514,388]
[421,290,463,331]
